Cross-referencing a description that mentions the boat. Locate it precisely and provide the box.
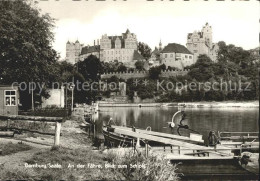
[103,111,204,147]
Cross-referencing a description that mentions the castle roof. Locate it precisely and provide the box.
[66,40,70,44]
[108,36,125,48]
[125,29,130,34]
[152,47,160,55]
[75,40,79,43]
[187,31,204,39]
[161,43,192,54]
[133,50,144,61]
[80,45,100,55]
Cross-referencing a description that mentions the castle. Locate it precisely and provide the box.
[186,22,219,62]
[65,29,144,66]
[65,40,83,64]
[65,23,219,67]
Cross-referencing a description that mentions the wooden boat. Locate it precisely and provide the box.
[103,126,135,147]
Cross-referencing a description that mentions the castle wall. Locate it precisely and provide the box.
[101,69,189,80]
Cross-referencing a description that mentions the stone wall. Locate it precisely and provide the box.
[101,69,189,80]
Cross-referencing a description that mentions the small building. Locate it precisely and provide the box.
[41,87,65,108]
[160,43,194,70]
[0,85,19,115]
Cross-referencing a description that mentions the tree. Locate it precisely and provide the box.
[135,60,144,71]
[0,0,58,84]
[0,0,60,110]
[76,55,103,81]
[138,42,152,60]
[149,66,161,80]
[117,64,127,72]
[188,54,214,82]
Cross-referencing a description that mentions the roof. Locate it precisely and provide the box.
[187,32,203,39]
[66,41,70,44]
[81,45,100,55]
[133,50,144,60]
[152,47,160,55]
[161,43,192,54]
[108,36,125,48]
[75,40,79,43]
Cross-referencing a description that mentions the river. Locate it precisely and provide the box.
[94,106,259,144]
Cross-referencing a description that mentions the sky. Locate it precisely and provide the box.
[37,0,259,60]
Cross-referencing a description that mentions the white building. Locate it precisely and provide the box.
[160,43,194,70]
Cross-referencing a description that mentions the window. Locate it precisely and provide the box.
[194,44,197,47]
[194,50,198,53]
[185,55,188,58]
[5,90,16,106]
[189,56,192,59]
[165,54,167,58]
[170,54,173,58]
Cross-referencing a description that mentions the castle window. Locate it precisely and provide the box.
[165,54,167,58]
[189,56,192,59]
[185,55,188,58]
[170,54,173,58]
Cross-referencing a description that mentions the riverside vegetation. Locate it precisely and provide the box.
[0,117,179,181]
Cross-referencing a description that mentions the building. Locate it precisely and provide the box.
[79,43,100,61]
[100,29,144,64]
[149,40,163,67]
[0,85,19,115]
[65,40,84,64]
[160,43,194,70]
[186,22,219,62]
[65,29,144,66]
[41,88,65,108]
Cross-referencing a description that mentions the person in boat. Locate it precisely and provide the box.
[208,131,219,146]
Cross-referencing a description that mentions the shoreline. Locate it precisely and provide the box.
[96,101,259,108]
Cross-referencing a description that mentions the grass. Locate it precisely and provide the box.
[104,150,180,181]
[22,147,115,180]
[0,142,32,156]
[0,145,179,180]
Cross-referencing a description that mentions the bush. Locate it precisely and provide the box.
[105,150,179,181]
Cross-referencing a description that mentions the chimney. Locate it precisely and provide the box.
[94,40,95,46]
[97,39,99,46]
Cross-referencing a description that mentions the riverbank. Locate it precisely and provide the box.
[0,113,179,180]
[97,101,259,108]
[0,116,113,180]
[177,101,259,108]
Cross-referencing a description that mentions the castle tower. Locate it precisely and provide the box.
[159,40,162,51]
[202,22,212,47]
